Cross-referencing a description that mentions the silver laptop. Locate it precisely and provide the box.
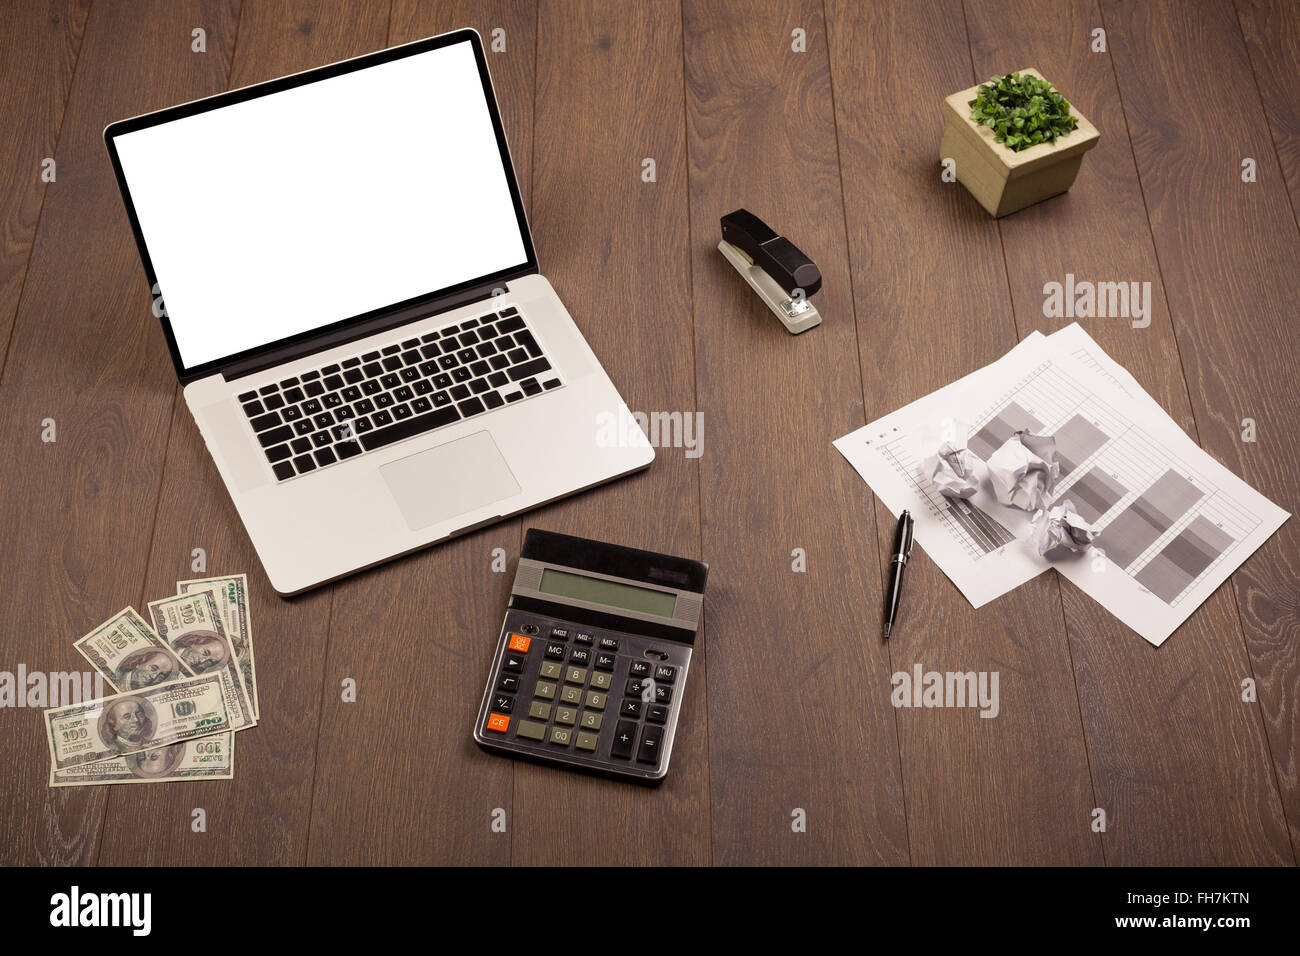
[105,29,653,595]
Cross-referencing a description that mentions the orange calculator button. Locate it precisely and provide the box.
[486,713,510,733]
[507,634,531,653]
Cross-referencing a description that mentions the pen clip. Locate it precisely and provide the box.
[902,513,915,560]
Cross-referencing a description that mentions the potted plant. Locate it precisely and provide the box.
[940,68,1099,217]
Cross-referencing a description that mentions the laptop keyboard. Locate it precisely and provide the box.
[236,307,562,482]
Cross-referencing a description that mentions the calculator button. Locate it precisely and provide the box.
[517,720,546,741]
[598,637,620,651]
[654,684,673,704]
[507,634,532,653]
[625,679,644,697]
[575,731,599,752]
[574,632,594,645]
[585,691,607,711]
[528,701,552,721]
[565,666,587,685]
[544,642,566,660]
[560,686,582,705]
[549,727,573,747]
[629,660,650,677]
[611,721,637,759]
[594,652,616,671]
[647,704,669,724]
[580,711,603,731]
[492,694,515,713]
[502,654,525,672]
[497,675,519,692]
[590,672,613,691]
[535,681,556,700]
[539,661,562,680]
[654,664,677,683]
[569,647,591,666]
[637,725,663,764]
[621,700,642,718]
[550,628,569,640]
[485,713,510,734]
[554,706,577,726]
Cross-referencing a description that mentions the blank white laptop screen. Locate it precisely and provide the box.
[111,39,528,371]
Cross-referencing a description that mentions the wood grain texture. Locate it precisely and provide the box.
[0,0,238,866]
[0,0,89,376]
[827,0,1099,864]
[966,0,1290,868]
[508,0,709,866]
[305,0,531,866]
[685,0,908,864]
[1099,0,1298,863]
[1236,0,1300,226]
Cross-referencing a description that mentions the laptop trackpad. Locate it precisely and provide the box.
[380,431,521,531]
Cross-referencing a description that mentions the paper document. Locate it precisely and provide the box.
[834,324,1289,646]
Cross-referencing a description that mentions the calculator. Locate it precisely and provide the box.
[473,529,708,781]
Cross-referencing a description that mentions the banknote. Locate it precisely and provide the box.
[50,734,234,786]
[63,607,235,784]
[147,591,255,731]
[73,607,193,691]
[44,672,230,771]
[178,574,258,719]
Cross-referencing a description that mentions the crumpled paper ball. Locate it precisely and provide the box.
[922,439,986,499]
[987,430,1060,511]
[1031,499,1096,559]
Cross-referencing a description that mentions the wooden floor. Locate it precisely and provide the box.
[1,0,1297,866]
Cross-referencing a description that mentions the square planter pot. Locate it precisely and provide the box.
[940,68,1099,218]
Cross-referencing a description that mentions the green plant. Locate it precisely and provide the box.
[969,72,1079,151]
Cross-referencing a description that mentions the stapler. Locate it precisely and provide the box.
[718,208,822,333]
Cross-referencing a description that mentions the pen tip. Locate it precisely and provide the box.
[882,623,891,640]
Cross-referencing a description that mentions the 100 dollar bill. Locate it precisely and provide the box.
[178,575,258,719]
[50,734,234,786]
[147,591,254,731]
[62,607,235,785]
[44,673,230,771]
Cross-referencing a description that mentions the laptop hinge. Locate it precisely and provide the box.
[220,279,515,382]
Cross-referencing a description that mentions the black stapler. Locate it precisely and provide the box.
[718,208,822,333]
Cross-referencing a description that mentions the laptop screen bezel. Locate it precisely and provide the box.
[104,28,537,385]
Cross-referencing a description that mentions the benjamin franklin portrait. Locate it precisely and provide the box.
[97,697,157,752]
[174,630,228,674]
[117,648,183,689]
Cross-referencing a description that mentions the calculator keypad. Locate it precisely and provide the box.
[476,614,690,778]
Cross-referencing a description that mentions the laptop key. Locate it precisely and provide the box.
[272,461,295,481]
[382,356,402,371]
[259,383,280,395]
[322,364,341,375]
[402,350,421,366]
[362,362,382,378]
[509,358,552,381]
[242,400,264,417]
[302,398,322,415]
[506,348,528,365]
[323,393,343,408]
[483,391,504,409]
[400,367,418,383]
[294,419,315,436]
[266,443,292,463]
[283,387,305,403]
[432,390,451,407]
[381,344,401,356]
[380,373,400,389]
[372,410,393,427]
[291,437,312,454]
[374,393,394,408]
[293,454,316,473]
[324,375,344,390]
[504,391,522,403]
[258,425,293,447]
[438,355,459,371]
[470,361,490,377]
[433,373,453,389]
[401,338,419,349]
[419,361,439,376]
[362,351,380,362]
[336,441,361,459]
[335,406,355,421]
[413,379,433,395]
[496,316,525,333]
[489,354,509,370]
[456,348,477,364]
[361,379,381,395]
[342,385,361,402]
[314,412,334,428]
[360,405,461,452]
[420,331,440,343]
[514,329,542,358]
[458,330,480,346]
[421,345,440,360]
[495,333,514,350]
[300,370,321,381]
[461,318,479,329]
[354,398,375,414]
[476,341,498,357]
[521,379,542,396]
[311,431,331,448]
[458,397,485,417]
[304,380,325,397]
[343,368,363,384]
[478,322,497,338]
[250,411,281,431]
[412,396,432,413]
[263,392,285,411]
[394,385,414,403]
[393,404,413,421]
[450,384,470,401]
[238,391,257,403]
[342,357,361,368]
[452,367,472,383]
[314,447,336,466]
[440,339,460,355]
[352,417,373,434]
[543,378,561,390]
[488,371,508,388]
[470,378,489,395]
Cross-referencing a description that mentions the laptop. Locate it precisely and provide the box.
[105,29,653,595]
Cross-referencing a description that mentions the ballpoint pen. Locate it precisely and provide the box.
[883,510,914,640]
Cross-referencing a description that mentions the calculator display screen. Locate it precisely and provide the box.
[539,569,677,617]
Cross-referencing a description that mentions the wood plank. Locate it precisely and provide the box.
[1097,0,1298,863]
[0,0,90,375]
[95,0,386,867]
[965,0,1290,866]
[304,0,532,865]
[825,0,1098,864]
[0,0,238,866]
[1236,0,1300,225]
[685,0,907,864]
[507,0,709,865]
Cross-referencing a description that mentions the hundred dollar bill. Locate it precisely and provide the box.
[62,607,235,784]
[50,734,234,786]
[147,591,255,731]
[73,607,194,690]
[44,672,230,771]
[177,574,258,719]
